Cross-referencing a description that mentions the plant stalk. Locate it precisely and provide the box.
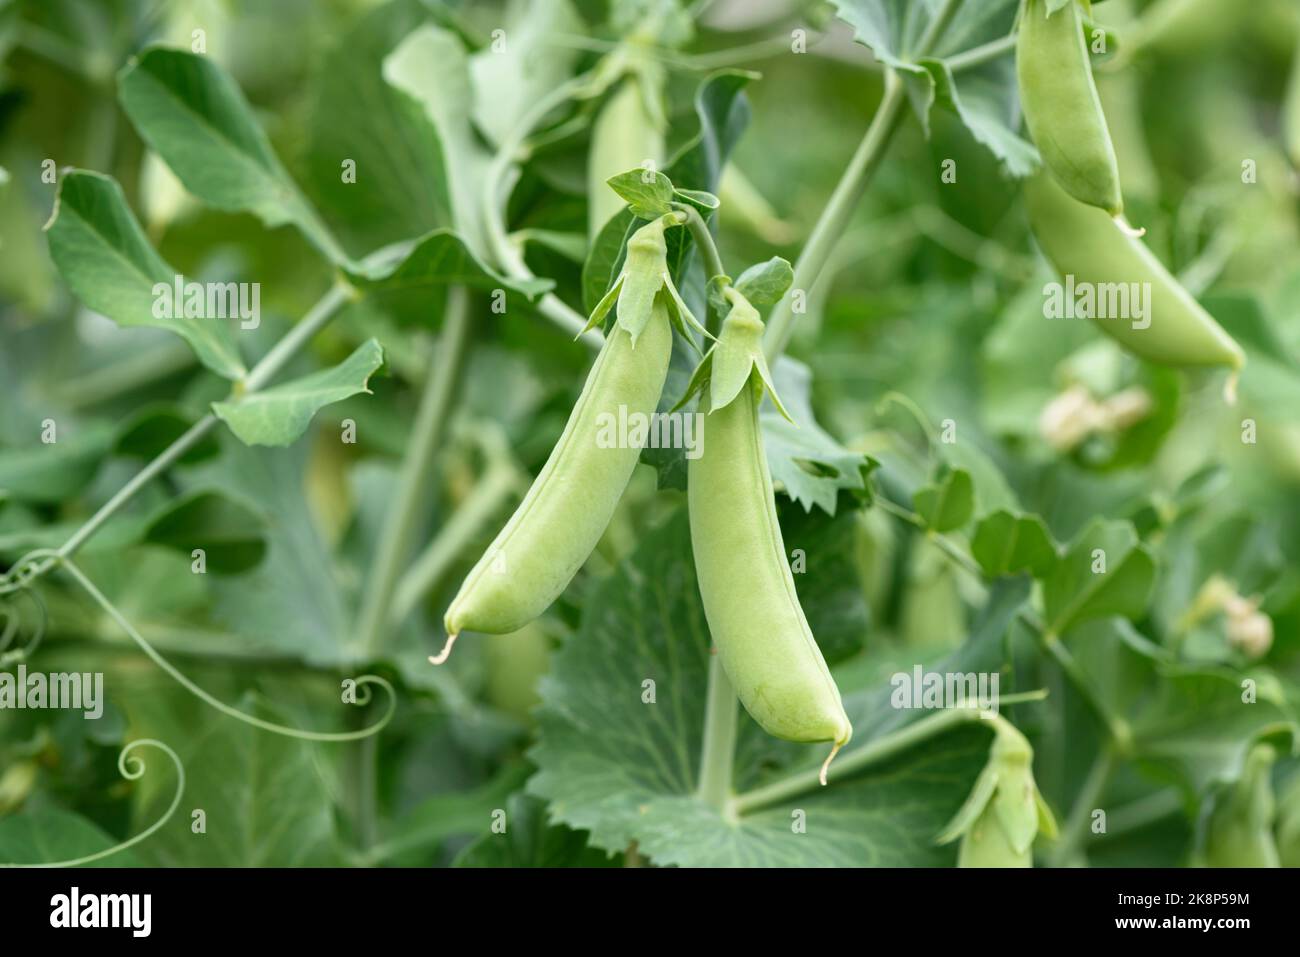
[763,69,908,361]
[355,286,472,658]
[696,654,740,813]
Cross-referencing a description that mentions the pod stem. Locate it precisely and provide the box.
[696,654,739,813]
[819,739,844,786]
[429,632,459,666]
[1112,213,1146,238]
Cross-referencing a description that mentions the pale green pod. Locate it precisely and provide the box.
[1285,40,1300,169]
[958,803,1032,868]
[1024,171,1245,372]
[443,301,672,641]
[686,305,850,755]
[588,74,664,240]
[1017,0,1123,215]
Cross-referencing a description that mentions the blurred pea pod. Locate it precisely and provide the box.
[1024,171,1245,377]
[1285,38,1300,168]
[1017,0,1124,215]
[1200,742,1281,867]
[936,717,1057,867]
[588,65,665,240]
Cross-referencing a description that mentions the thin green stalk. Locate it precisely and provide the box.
[733,690,1048,815]
[480,71,603,348]
[52,282,352,565]
[355,286,472,658]
[696,655,739,813]
[1049,745,1116,867]
[913,0,966,58]
[874,495,1132,748]
[673,203,726,281]
[763,70,908,360]
[944,34,1016,72]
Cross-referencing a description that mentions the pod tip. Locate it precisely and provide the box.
[1223,370,1240,406]
[429,632,459,666]
[819,739,845,786]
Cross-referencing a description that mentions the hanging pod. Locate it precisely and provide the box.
[681,289,851,779]
[587,65,666,240]
[1024,171,1245,377]
[1017,0,1124,215]
[440,217,703,656]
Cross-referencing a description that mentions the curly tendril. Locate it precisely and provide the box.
[0,739,185,868]
[58,557,398,742]
[0,548,59,597]
[0,582,47,665]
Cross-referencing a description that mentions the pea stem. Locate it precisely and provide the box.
[355,286,472,658]
[48,282,352,570]
[943,34,1015,72]
[762,69,908,361]
[696,654,739,814]
[1048,744,1116,866]
[672,203,726,282]
[480,70,605,349]
[732,691,1047,815]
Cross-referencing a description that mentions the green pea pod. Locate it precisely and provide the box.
[1017,0,1123,215]
[1024,171,1245,375]
[588,70,665,240]
[1202,742,1281,868]
[1285,39,1300,169]
[441,299,672,649]
[685,293,851,775]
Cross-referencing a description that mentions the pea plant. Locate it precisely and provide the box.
[0,0,1298,869]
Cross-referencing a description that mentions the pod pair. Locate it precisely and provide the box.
[683,290,851,777]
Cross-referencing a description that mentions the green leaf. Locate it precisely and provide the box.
[971,509,1058,578]
[143,488,267,573]
[114,404,220,464]
[468,0,583,147]
[0,808,142,867]
[44,170,245,380]
[0,424,115,504]
[346,230,551,305]
[529,512,1024,866]
[453,794,617,867]
[1042,518,1156,637]
[733,256,794,304]
[118,47,343,262]
[582,210,638,314]
[913,468,975,533]
[605,167,675,218]
[383,24,492,257]
[762,357,874,515]
[212,340,385,447]
[381,763,532,865]
[305,0,453,253]
[122,684,344,866]
[672,186,720,210]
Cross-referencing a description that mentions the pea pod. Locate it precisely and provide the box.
[441,218,698,657]
[684,291,850,775]
[1024,171,1245,373]
[1285,38,1300,168]
[936,717,1056,868]
[588,68,665,240]
[1017,0,1123,215]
